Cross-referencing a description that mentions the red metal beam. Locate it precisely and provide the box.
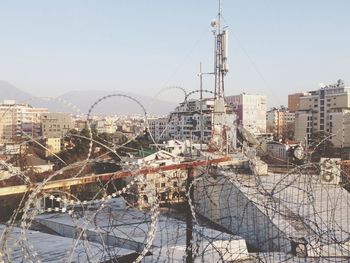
[0,156,231,196]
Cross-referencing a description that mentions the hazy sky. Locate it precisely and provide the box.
[0,0,349,107]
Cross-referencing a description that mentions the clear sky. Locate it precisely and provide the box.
[0,0,349,107]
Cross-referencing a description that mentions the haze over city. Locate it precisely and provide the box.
[0,0,349,107]
[2,1,350,263]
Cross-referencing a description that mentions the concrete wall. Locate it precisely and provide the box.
[194,175,292,253]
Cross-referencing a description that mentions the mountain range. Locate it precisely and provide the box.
[0,80,177,115]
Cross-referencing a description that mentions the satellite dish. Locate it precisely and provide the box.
[322,172,335,183]
[293,146,304,160]
[319,83,326,88]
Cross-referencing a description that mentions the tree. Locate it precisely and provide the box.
[310,131,339,161]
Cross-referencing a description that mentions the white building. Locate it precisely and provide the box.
[148,99,236,152]
[0,100,48,143]
[95,118,116,134]
[226,94,267,134]
[148,117,168,142]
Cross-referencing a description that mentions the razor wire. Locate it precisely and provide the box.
[0,93,350,262]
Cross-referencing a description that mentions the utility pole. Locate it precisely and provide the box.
[185,167,194,263]
[198,63,215,151]
[199,62,203,151]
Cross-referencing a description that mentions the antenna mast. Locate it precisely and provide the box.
[212,0,229,99]
[210,0,230,153]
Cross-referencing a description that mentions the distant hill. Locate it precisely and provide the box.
[58,90,177,115]
[0,80,177,115]
[0,80,34,103]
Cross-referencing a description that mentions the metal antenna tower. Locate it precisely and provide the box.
[209,0,230,153]
[212,0,229,99]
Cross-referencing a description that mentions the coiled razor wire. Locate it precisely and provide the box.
[0,92,350,262]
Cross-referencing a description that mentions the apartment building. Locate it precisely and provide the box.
[294,79,350,147]
[0,100,48,143]
[44,137,62,157]
[266,107,295,140]
[148,117,169,143]
[41,112,73,138]
[96,118,116,134]
[148,98,236,151]
[226,93,267,134]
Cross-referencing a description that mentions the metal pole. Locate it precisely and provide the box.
[186,167,194,263]
[200,63,203,151]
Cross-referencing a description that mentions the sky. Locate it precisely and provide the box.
[0,0,349,108]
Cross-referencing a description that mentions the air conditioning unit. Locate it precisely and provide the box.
[319,158,341,185]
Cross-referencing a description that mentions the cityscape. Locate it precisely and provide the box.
[0,1,350,263]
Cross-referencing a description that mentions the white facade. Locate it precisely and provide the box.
[226,94,267,134]
[96,118,116,134]
[168,99,214,143]
[148,98,236,151]
[0,100,48,143]
[148,117,168,143]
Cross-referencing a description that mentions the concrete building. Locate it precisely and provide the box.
[149,99,236,147]
[294,80,350,147]
[168,99,214,143]
[95,118,116,134]
[195,170,350,259]
[226,94,267,134]
[148,117,168,142]
[45,137,62,157]
[0,100,48,144]
[41,113,73,138]
[133,150,187,206]
[266,141,298,161]
[266,107,295,140]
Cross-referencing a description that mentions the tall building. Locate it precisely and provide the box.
[294,79,350,147]
[266,107,295,140]
[148,98,236,150]
[0,100,48,143]
[41,113,73,138]
[148,117,169,143]
[168,99,214,143]
[226,94,267,134]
